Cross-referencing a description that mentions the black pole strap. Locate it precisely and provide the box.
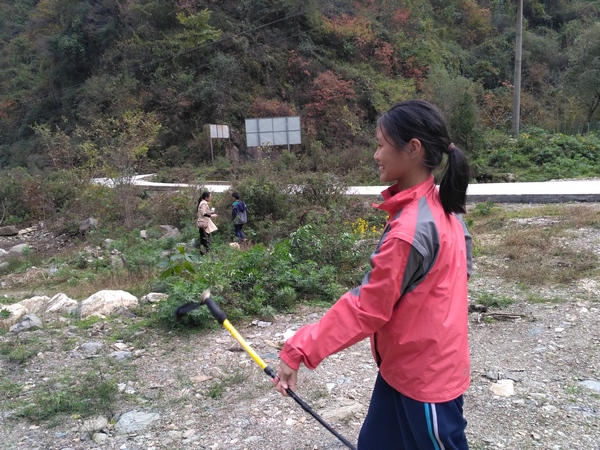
[204,297,227,324]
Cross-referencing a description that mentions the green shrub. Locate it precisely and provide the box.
[271,286,298,310]
[0,167,32,225]
[145,188,198,229]
[474,128,600,181]
[475,292,515,308]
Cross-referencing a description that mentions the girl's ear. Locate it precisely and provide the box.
[406,138,423,158]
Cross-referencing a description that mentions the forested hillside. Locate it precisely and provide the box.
[0,0,599,172]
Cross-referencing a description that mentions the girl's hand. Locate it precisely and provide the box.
[271,360,298,396]
[211,214,218,218]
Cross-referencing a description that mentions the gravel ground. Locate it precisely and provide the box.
[0,203,599,450]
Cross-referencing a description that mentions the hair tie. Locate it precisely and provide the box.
[445,143,456,154]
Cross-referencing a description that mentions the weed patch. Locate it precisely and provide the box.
[474,292,515,308]
[14,367,118,422]
[0,339,46,364]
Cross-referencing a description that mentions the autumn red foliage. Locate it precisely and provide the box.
[303,71,362,143]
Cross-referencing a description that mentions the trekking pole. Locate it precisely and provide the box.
[174,290,357,450]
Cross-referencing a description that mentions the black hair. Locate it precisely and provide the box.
[377,99,470,214]
[232,192,240,200]
[197,191,211,210]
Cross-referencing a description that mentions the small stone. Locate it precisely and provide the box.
[490,379,515,397]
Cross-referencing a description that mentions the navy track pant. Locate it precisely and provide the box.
[357,373,469,450]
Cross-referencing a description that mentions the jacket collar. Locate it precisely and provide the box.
[375,175,435,214]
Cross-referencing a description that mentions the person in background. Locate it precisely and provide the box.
[231,192,248,243]
[272,100,473,450]
[196,191,217,254]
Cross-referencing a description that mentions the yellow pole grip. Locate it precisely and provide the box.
[223,319,268,370]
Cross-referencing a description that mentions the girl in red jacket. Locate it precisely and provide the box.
[273,100,472,450]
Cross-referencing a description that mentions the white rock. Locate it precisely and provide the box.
[319,398,364,421]
[0,303,29,329]
[81,416,109,433]
[490,379,515,397]
[283,329,296,341]
[142,293,169,303]
[92,433,108,444]
[20,296,50,315]
[80,290,139,318]
[114,410,160,435]
[46,293,78,313]
[542,404,558,413]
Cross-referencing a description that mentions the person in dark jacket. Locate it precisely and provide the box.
[231,192,247,243]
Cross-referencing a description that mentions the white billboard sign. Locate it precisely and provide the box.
[210,124,230,139]
[245,116,301,147]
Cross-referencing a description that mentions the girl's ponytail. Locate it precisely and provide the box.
[439,143,470,214]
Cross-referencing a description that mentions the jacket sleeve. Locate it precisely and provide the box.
[279,237,415,371]
[454,214,473,278]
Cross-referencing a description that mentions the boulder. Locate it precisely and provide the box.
[0,303,28,329]
[81,416,108,434]
[114,410,160,435]
[79,217,99,233]
[79,290,139,318]
[19,295,50,315]
[46,293,78,314]
[8,243,30,255]
[0,225,18,236]
[159,225,180,239]
[141,293,168,303]
[9,313,43,334]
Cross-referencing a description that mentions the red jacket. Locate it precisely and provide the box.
[279,176,472,403]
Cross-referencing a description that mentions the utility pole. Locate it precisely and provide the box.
[511,0,523,136]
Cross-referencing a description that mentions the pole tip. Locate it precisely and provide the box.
[199,289,211,304]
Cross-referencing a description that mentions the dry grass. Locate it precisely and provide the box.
[57,267,159,300]
[469,203,600,285]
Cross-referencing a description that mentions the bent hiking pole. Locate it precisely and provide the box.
[174,290,357,450]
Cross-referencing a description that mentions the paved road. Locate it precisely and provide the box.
[349,179,600,203]
[99,175,600,203]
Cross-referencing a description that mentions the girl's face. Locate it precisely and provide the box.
[206,194,212,202]
[375,126,412,184]
[374,126,428,190]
